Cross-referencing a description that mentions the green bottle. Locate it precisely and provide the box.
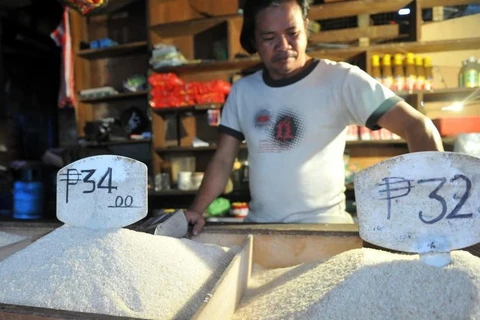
[464,56,479,88]
[458,60,466,88]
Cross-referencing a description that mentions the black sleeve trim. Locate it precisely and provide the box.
[218,125,245,141]
[365,96,403,130]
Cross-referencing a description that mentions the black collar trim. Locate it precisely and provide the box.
[262,59,319,87]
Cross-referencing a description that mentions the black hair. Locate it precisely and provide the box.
[240,0,310,54]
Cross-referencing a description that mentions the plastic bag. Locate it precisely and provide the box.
[58,0,108,15]
[454,133,480,158]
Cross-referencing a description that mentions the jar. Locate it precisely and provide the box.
[230,202,249,218]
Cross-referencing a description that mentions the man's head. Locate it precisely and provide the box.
[240,0,310,80]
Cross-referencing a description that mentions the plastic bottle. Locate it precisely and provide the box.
[371,55,382,82]
[424,56,434,91]
[404,52,416,92]
[478,59,480,87]
[393,53,405,92]
[415,55,425,91]
[458,60,467,88]
[464,56,479,88]
[381,54,393,89]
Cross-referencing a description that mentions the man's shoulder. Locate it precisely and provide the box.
[231,70,263,89]
[316,58,358,74]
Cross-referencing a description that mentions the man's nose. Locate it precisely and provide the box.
[275,35,290,50]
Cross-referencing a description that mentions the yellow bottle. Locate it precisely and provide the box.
[371,55,382,82]
[404,52,416,92]
[424,56,434,91]
[381,54,393,89]
[393,53,405,92]
[415,55,425,91]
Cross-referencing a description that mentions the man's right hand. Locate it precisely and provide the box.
[184,209,205,236]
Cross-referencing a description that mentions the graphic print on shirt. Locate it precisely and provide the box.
[256,108,305,153]
[254,109,272,128]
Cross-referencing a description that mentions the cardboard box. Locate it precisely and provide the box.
[432,116,480,136]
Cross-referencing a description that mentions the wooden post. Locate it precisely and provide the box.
[70,10,93,137]
[357,14,370,47]
[407,0,422,42]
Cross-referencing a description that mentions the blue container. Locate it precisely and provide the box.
[13,181,44,220]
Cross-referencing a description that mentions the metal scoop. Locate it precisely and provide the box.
[134,209,189,238]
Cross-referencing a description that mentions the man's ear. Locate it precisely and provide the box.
[304,18,311,38]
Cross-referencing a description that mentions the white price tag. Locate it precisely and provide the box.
[354,151,480,266]
[56,155,147,229]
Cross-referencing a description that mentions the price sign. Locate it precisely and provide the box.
[354,151,480,266]
[56,155,147,229]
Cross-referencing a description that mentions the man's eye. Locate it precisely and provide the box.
[289,31,299,37]
[262,37,275,41]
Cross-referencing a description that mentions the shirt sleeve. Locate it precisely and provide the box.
[341,64,403,130]
[218,83,245,141]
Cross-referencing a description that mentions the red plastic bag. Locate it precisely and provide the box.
[58,0,108,15]
[196,92,225,105]
[148,73,184,87]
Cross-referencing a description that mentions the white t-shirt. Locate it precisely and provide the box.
[219,59,402,223]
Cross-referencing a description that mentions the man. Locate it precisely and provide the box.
[185,0,444,235]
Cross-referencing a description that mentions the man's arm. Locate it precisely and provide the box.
[377,100,444,152]
[185,133,241,234]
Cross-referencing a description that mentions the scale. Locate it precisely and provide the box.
[354,151,480,267]
[56,155,189,236]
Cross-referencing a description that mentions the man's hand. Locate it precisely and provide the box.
[184,209,205,236]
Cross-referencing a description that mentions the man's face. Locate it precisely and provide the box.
[254,1,309,80]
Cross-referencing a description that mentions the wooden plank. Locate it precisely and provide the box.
[227,16,247,59]
[0,304,138,320]
[252,234,363,268]
[192,235,252,320]
[421,0,480,8]
[309,24,400,44]
[87,0,138,16]
[76,41,149,60]
[308,0,411,20]
[70,11,93,136]
[152,112,178,148]
[79,91,148,103]
[368,37,480,54]
[309,47,366,62]
[153,57,262,74]
[407,0,422,41]
[179,113,196,147]
[189,0,238,16]
[308,0,479,21]
[148,0,194,25]
[150,15,237,37]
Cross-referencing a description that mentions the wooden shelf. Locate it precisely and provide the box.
[87,0,137,16]
[149,189,196,196]
[422,88,480,103]
[393,88,480,102]
[369,37,480,55]
[150,14,239,37]
[79,91,148,103]
[155,146,217,153]
[76,41,149,60]
[153,58,262,74]
[308,0,473,21]
[152,103,223,114]
[346,137,456,147]
[81,139,151,147]
[346,139,407,146]
[155,144,247,153]
[152,38,480,76]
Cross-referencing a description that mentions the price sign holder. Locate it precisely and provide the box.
[56,155,147,229]
[354,151,480,267]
